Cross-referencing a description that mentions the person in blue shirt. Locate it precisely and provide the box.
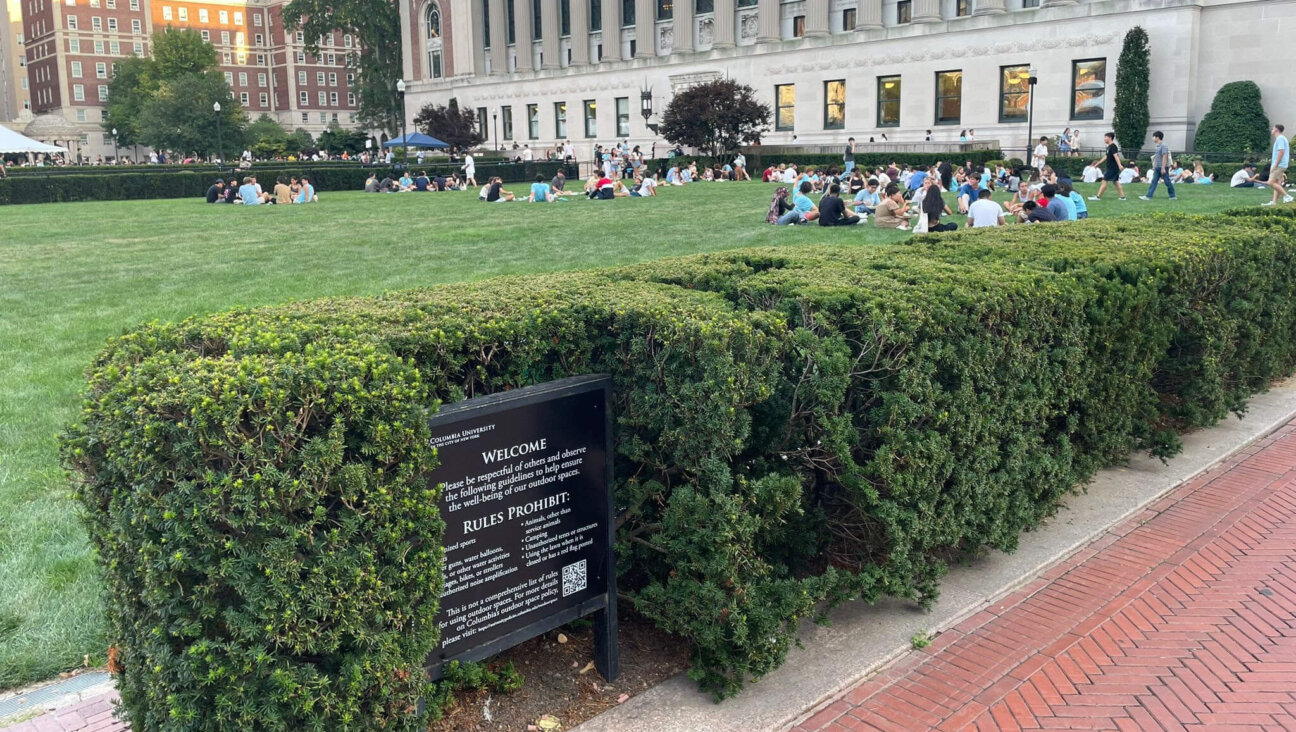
[295,176,316,203]
[853,179,882,215]
[238,176,270,205]
[777,181,819,225]
[528,174,554,202]
[1264,123,1293,206]
[908,168,929,192]
[1060,179,1087,219]
[957,176,981,213]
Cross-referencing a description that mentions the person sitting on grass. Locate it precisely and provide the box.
[966,189,1006,228]
[237,176,271,205]
[414,171,431,191]
[551,170,570,195]
[632,172,658,197]
[853,178,882,215]
[528,174,554,203]
[1231,163,1261,188]
[1022,199,1055,223]
[873,183,911,230]
[818,183,861,226]
[1060,179,1088,220]
[1042,184,1072,221]
[486,177,515,202]
[223,178,240,204]
[397,171,414,191]
[274,176,292,205]
[205,179,225,203]
[777,181,819,225]
[364,173,379,193]
[296,176,317,203]
[920,176,957,232]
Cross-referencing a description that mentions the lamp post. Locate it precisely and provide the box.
[396,78,407,170]
[213,101,222,166]
[493,112,499,151]
[110,127,118,165]
[640,85,658,136]
[365,137,372,164]
[1025,66,1037,169]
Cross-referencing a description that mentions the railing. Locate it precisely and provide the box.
[746,141,1001,156]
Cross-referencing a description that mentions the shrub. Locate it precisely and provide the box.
[65,208,1296,725]
[1114,26,1151,154]
[1194,81,1271,155]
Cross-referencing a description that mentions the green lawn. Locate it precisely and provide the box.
[0,178,1280,688]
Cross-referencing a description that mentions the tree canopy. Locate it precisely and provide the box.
[413,100,483,151]
[283,0,402,134]
[659,79,770,156]
[1194,81,1271,155]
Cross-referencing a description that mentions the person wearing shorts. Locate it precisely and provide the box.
[1090,131,1126,201]
[1263,124,1293,206]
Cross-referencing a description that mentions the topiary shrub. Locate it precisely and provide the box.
[64,208,1296,721]
[1114,26,1151,155]
[1194,81,1271,155]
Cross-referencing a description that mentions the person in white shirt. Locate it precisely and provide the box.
[562,140,574,161]
[633,173,658,197]
[1068,129,1081,156]
[1231,163,1260,188]
[966,189,1006,228]
[1118,166,1138,185]
[1032,137,1049,171]
[462,153,477,187]
[521,145,533,161]
[1082,162,1102,184]
[781,166,797,184]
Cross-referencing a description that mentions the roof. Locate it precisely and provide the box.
[0,123,70,154]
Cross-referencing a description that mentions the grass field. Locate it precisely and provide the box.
[0,178,1282,688]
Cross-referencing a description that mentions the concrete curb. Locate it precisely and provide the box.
[574,379,1296,732]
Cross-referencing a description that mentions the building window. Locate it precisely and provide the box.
[328,72,337,86]
[106,17,115,30]
[259,92,268,105]
[935,70,962,124]
[239,72,248,86]
[72,83,83,100]
[297,70,306,84]
[555,101,567,137]
[317,72,325,85]
[877,75,900,127]
[426,3,443,78]
[69,39,80,52]
[134,42,143,55]
[221,31,230,44]
[318,91,327,105]
[527,103,539,138]
[129,0,138,9]
[506,0,515,43]
[695,0,712,13]
[616,96,629,136]
[177,7,186,20]
[623,0,634,25]
[955,0,969,17]
[590,0,600,31]
[583,99,596,137]
[70,61,81,76]
[66,14,76,29]
[531,0,542,38]
[161,5,170,19]
[818,80,844,130]
[95,61,106,77]
[502,105,514,139]
[330,92,338,105]
[560,0,569,35]
[1023,0,1040,7]
[198,8,207,22]
[1071,58,1106,120]
[225,71,234,84]
[842,8,855,29]
[299,90,308,104]
[792,15,805,37]
[94,40,105,53]
[774,83,794,131]
[999,65,1030,123]
[131,19,140,33]
[254,12,261,25]
[657,0,671,20]
[233,11,242,24]
[897,0,911,24]
[97,84,107,101]
[110,41,120,54]
[476,106,488,137]
[241,92,249,104]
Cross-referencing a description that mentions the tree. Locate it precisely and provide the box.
[1113,26,1150,155]
[245,114,290,159]
[151,27,218,78]
[288,128,317,156]
[413,100,483,150]
[102,57,156,147]
[282,0,402,134]
[138,72,246,156]
[317,125,368,154]
[1194,81,1271,155]
[659,79,770,156]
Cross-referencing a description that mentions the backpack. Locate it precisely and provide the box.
[766,187,790,224]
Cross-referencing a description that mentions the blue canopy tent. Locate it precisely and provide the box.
[382,132,450,149]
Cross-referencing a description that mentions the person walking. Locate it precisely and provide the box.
[1263,124,1293,206]
[1139,131,1177,201]
[1089,131,1126,201]
[844,137,856,176]
[462,152,477,188]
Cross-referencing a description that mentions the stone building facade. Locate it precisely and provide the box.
[399,0,1296,156]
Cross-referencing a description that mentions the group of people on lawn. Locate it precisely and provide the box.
[205,175,316,205]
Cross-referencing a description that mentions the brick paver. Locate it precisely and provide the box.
[2,690,124,732]
[794,421,1296,732]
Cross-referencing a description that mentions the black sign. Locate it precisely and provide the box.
[424,375,618,682]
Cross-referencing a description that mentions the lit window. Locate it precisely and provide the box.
[615,96,629,137]
[233,11,242,24]
[177,7,186,20]
[198,8,207,22]
[935,70,962,124]
[774,83,794,131]
[161,5,170,20]
[792,15,804,38]
[582,99,596,137]
[999,65,1030,123]
[823,80,845,130]
[877,75,900,127]
[1071,58,1106,120]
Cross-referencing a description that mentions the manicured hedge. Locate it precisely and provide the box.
[0,161,571,205]
[63,208,1296,728]
[652,149,1002,174]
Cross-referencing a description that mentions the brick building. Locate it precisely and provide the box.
[19,0,361,159]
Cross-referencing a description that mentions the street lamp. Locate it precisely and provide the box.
[396,78,407,170]
[640,84,659,136]
[213,101,222,167]
[365,137,372,164]
[493,111,499,151]
[110,127,118,165]
[1025,66,1038,169]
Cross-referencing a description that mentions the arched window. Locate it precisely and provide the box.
[425,2,443,78]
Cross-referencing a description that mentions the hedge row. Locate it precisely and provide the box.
[63,208,1296,729]
[654,148,1003,174]
[0,161,571,205]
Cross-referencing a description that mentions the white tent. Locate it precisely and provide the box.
[0,124,69,154]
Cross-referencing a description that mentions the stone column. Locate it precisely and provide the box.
[472,6,487,75]
[513,0,533,70]
[805,0,829,36]
[571,0,591,66]
[855,0,882,29]
[489,0,508,73]
[973,0,1007,16]
[912,0,941,23]
[757,0,779,42]
[602,0,623,60]
[635,0,655,56]
[713,0,735,47]
[542,0,560,68]
[674,0,694,52]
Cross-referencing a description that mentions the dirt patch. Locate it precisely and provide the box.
[429,604,688,731]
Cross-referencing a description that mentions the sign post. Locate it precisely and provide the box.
[423,375,618,683]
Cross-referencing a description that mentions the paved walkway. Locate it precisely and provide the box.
[10,420,1296,732]
[793,420,1296,732]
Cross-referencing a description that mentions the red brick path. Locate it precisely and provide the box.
[794,421,1296,732]
[2,691,123,732]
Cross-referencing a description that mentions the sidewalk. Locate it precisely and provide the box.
[793,420,1296,731]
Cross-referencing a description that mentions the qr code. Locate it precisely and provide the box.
[562,560,587,597]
